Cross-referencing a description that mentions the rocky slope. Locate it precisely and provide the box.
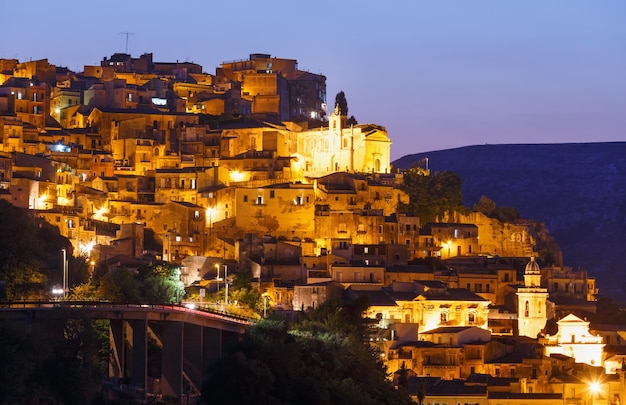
[394,142,626,298]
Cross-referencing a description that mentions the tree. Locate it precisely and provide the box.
[473,195,520,222]
[0,200,71,299]
[202,307,413,404]
[335,91,348,116]
[334,91,358,125]
[473,195,497,216]
[399,168,465,222]
[0,317,108,403]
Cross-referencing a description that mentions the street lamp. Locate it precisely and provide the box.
[62,248,67,300]
[224,265,228,313]
[588,380,601,405]
[215,263,228,312]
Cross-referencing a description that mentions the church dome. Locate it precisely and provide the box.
[525,257,541,275]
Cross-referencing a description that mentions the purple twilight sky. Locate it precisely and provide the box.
[3,0,625,160]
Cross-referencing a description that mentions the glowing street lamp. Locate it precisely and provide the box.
[588,380,601,405]
[51,284,63,300]
[215,263,228,312]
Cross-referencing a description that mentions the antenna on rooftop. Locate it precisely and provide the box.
[119,32,136,54]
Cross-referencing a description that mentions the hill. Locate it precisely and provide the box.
[394,142,626,299]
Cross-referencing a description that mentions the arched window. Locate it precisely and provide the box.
[524,301,530,317]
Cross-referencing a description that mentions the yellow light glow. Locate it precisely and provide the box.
[589,381,601,394]
[92,206,108,221]
[229,170,245,182]
[36,193,48,209]
[206,207,216,225]
[79,241,95,256]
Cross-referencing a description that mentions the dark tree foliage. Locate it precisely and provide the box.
[0,317,109,404]
[89,262,184,303]
[0,200,71,299]
[399,167,465,222]
[334,91,358,125]
[473,195,520,222]
[202,301,412,405]
[335,91,348,116]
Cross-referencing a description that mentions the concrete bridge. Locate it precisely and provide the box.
[0,301,251,403]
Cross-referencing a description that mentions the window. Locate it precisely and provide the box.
[270,190,275,198]
[468,312,475,323]
[524,301,529,317]
[440,312,447,323]
[243,195,248,203]
[364,247,369,254]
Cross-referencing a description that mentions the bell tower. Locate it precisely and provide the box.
[517,257,548,338]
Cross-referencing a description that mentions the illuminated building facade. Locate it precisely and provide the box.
[542,313,605,367]
[517,257,549,339]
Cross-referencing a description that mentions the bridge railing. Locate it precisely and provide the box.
[0,300,252,324]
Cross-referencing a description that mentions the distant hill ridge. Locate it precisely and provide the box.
[394,142,626,298]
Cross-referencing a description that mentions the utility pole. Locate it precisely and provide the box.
[119,32,135,53]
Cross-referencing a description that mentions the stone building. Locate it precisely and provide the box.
[517,257,549,339]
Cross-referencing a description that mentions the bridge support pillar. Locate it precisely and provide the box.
[183,324,203,398]
[203,327,223,366]
[129,319,148,398]
[161,321,184,401]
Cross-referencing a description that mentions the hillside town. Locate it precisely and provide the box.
[0,53,623,404]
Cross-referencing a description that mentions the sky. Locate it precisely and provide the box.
[3,1,625,160]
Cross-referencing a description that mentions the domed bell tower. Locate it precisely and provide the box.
[517,257,548,338]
